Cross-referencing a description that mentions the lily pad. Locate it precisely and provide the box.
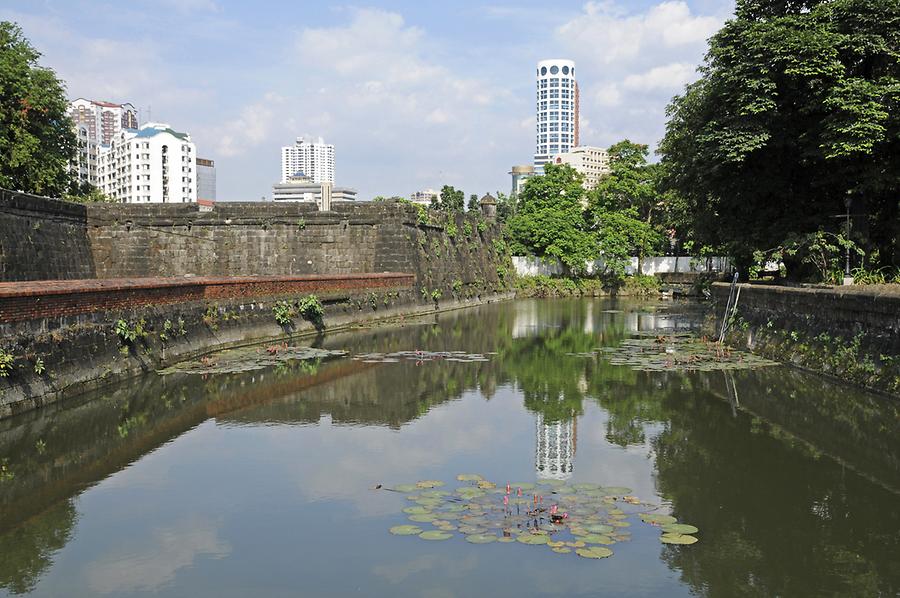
[457,474,483,482]
[497,537,516,543]
[408,514,438,522]
[580,534,615,545]
[552,547,572,554]
[516,534,550,545]
[661,524,699,535]
[640,513,677,525]
[419,530,453,541]
[660,533,698,545]
[394,484,418,493]
[576,546,613,559]
[389,525,423,535]
[465,533,498,544]
[403,506,432,515]
[585,524,615,534]
[416,480,445,489]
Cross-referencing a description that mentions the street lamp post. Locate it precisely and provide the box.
[843,191,853,286]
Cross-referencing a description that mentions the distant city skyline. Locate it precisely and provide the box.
[0,0,734,200]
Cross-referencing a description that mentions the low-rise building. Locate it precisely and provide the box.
[410,189,439,205]
[551,146,610,190]
[96,122,196,203]
[272,174,356,209]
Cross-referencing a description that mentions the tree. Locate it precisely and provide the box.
[658,0,900,272]
[507,163,597,275]
[0,22,76,196]
[467,193,479,211]
[495,191,516,224]
[438,185,465,212]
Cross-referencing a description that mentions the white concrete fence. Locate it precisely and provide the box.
[512,255,732,277]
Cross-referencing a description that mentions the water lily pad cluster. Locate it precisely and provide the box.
[352,350,490,364]
[385,476,699,560]
[161,345,347,375]
[591,334,778,372]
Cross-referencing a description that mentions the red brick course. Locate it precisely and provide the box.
[0,273,414,324]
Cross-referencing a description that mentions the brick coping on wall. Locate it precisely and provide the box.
[0,273,414,324]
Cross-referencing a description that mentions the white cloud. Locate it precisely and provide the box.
[556,1,730,153]
[623,62,697,91]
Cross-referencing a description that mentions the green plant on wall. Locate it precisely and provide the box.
[114,319,148,344]
[463,221,473,237]
[0,350,14,377]
[297,218,306,231]
[32,357,45,375]
[273,300,296,326]
[451,279,463,294]
[446,221,458,239]
[297,295,324,323]
[431,289,443,303]
[202,305,220,330]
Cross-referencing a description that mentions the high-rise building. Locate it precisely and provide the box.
[69,98,138,146]
[96,123,196,203]
[281,137,335,184]
[550,146,610,190]
[534,59,579,172]
[509,165,535,198]
[196,158,216,201]
[70,124,99,187]
[535,412,577,481]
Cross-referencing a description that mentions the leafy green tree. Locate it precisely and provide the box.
[658,0,900,272]
[63,184,114,204]
[495,190,516,224]
[0,22,76,196]
[592,207,662,279]
[438,185,465,212]
[507,163,597,275]
[467,193,479,211]
[590,140,668,271]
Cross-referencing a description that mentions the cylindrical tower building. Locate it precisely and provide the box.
[534,59,579,172]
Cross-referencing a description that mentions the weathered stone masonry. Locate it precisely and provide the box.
[0,191,514,418]
[711,282,900,396]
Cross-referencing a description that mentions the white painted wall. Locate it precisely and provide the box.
[512,256,732,277]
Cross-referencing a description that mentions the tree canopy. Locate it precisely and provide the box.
[0,21,76,196]
[659,0,900,270]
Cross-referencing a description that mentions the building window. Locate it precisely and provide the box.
[550,65,559,74]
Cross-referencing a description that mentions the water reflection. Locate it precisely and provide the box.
[0,299,898,596]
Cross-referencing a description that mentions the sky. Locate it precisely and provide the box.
[1,0,736,201]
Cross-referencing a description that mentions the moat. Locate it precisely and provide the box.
[1,299,899,597]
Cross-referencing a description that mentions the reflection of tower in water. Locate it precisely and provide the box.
[535,413,577,480]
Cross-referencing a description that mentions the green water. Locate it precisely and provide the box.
[1,299,898,597]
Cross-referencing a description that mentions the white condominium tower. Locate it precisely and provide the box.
[534,59,579,172]
[281,137,335,184]
[96,123,196,203]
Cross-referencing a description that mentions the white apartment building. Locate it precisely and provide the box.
[534,59,579,172]
[96,123,196,203]
[70,124,99,187]
[410,189,439,205]
[281,137,335,184]
[551,146,610,190]
[69,98,139,146]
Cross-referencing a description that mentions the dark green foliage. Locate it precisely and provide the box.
[467,193,479,211]
[0,22,77,196]
[507,163,596,275]
[438,185,465,212]
[659,0,900,271]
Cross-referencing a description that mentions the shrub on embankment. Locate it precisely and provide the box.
[514,274,660,298]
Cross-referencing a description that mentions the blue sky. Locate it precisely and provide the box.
[1,0,735,200]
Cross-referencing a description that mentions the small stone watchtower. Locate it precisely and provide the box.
[479,193,497,221]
